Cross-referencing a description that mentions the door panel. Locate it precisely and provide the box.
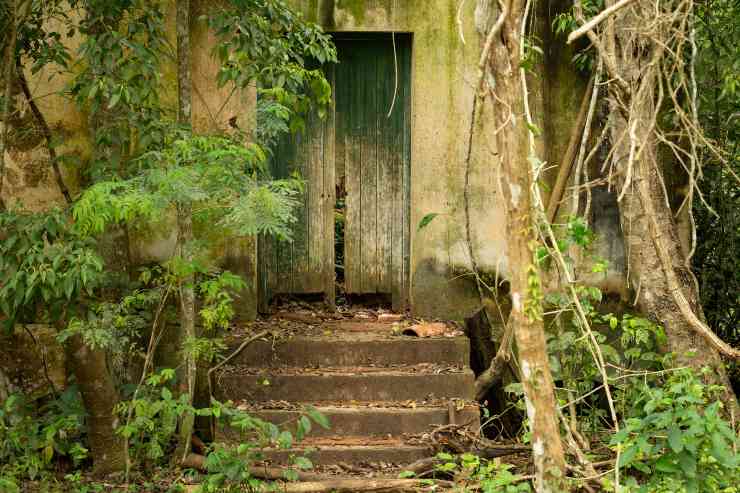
[258,34,411,310]
[336,34,411,308]
[258,71,336,305]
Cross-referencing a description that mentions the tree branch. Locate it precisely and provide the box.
[546,74,595,223]
[0,0,18,211]
[16,62,71,204]
[567,0,639,44]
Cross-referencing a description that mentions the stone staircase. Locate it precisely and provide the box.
[213,321,479,467]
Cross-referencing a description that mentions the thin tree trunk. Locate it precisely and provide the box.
[174,0,196,464]
[0,366,12,403]
[0,0,18,211]
[483,1,568,491]
[65,333,126,476]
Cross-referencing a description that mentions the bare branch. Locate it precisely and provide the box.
[568,0,639,44]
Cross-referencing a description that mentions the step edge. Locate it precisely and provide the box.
[218,368,476,376]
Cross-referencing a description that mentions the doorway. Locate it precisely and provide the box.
[259,33,412,311]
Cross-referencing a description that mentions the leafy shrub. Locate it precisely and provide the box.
[195,402,329,492]
[423,452,531,493]
[0,388,88,488]
[613,368,739,493]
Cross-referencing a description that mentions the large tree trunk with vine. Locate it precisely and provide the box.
[174,0,197,464]
[604,2,739,409]
[65,333,126,476]
[483,2,568,490]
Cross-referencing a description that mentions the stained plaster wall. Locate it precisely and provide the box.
[290,0,523,319]
[291,0,626,319]
[1,11,86,211]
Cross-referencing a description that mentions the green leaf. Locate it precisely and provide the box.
[108,91,121,109]
[655,455,680,473]
[417,213,439,231]
[668,427,683,453]
[306,406,330,429]
[43,445,54,463]
[436,452,454,461]
[678,451,697,477]
[618,445,637,468]
[293,456,312,470]
[277,430,293,449]
[298,415,312,435]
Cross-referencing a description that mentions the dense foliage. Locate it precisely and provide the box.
[693,0,740,353]
[0,0,738,491]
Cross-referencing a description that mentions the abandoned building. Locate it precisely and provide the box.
[2,0,626,320]
[1,0,634,470]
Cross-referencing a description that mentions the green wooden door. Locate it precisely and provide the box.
[258,67,336,307]
[336,34,411,309]
[259,34,411,310]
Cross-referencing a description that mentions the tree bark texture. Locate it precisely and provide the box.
[483,1,568,490]
[175,0,196,464]
[606,3,738,408]
[0,0,18,211]
[65,333,126,476]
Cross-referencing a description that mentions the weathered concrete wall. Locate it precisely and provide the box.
[2,12,86,211]
[0,325,67,399]
[287,0,508,318]
[289,0,626,318]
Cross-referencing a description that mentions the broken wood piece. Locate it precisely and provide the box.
[182,453,324,481]
[546,75,595,224]
[273,479,451,492]
[378,313,403,322]
[182,454,448,492]
[403,322,447,338]
[275,311,319,324]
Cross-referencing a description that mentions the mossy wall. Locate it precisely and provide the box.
[286,0,626,319]
[3,0,627,321]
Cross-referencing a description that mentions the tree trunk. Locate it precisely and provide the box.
[606,2,739,409]
[483,1,568,491]
[0,366,12,403]
[65,333,126,476]
[0,0,18,211]
[174,0,196,464]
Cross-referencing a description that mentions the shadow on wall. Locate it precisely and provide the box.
[411,257,482,320]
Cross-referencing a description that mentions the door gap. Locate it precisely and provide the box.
[335,176,347,293]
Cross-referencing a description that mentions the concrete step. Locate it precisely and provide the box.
[225,336,470,368]
[247,438,432,466]
[220,405,480,440]
[215,368,476,403]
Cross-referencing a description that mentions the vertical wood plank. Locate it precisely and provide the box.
[389,39,405,309]
[361,46,379,293]
[344,43,363,293]
[377,40,394,293]
[401,39,413,310]
[323,64,336,308]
